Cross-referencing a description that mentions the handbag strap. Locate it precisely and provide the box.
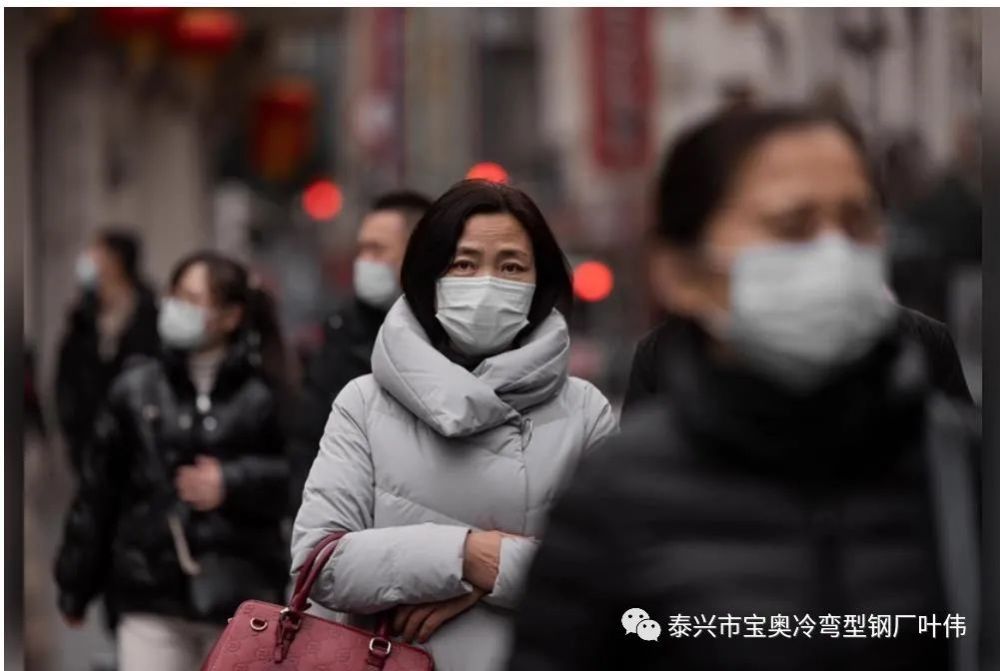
[286,531,390,637]
[289,531,346,611]
[274,531,391,663]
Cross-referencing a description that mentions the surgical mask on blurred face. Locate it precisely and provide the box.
[709,233,898,391]
[435,276,535,357]
[354,258,400,309]
[158,297,209,350]
[75,254,99,289]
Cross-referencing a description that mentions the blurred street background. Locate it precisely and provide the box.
[7,7,981,670]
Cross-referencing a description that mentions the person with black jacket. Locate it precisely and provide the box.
[55,251,291,671]
[56,229,160,473]
[508,108,981,671]
[623,304,973,415]
[289,190,431,508]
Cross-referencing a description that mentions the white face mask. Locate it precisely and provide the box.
[435,276,536,357]
[158,297,209,350]
[354,258,401,309]
[75,254,99,289]
[710,233,898,391]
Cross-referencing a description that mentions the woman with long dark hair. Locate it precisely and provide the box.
[56,250,291,671]
[291,180,617,671]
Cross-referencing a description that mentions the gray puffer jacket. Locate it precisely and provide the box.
[292,298,617,671]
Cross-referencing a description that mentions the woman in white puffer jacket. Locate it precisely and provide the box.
[291,180,617,671]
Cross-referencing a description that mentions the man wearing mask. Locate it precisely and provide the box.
[56,229,159,474]
[289,190,432,509]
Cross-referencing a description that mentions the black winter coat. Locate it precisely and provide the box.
[56,286,160,470]
[288,298,386,510]
[509,320,980,671]
[55,341,290,624]
[623,306,972,416]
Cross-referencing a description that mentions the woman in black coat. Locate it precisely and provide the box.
[508,109,981,671]
[55,251,291,671]
[56,229,160,473]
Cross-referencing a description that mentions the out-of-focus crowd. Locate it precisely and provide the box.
[25,106,984,671]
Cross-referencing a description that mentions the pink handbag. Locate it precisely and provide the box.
[201,532,434,671]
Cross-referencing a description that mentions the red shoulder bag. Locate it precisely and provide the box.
[200,532,434,671]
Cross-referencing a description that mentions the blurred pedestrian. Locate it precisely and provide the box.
[289,190,432,510]
[291,180,617,671]
[509,109,980,671]
[55,251,292,671]
[624,122,972,414]
[56,229,159,473]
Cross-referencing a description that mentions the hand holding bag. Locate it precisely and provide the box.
[200,531,434,670]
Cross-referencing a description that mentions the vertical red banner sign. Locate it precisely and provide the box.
[588,8,653,170]
[252,80,316,183]
[370,7,406,180]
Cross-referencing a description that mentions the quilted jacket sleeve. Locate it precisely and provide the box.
[482,382,618,610]
[480,535,538,610]
[290,380,473,615]
[582,385,619,455]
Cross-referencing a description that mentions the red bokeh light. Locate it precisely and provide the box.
[169,8,242,57]
[465,162,509,184]
[303,180,343,221]
[573,261,614,302]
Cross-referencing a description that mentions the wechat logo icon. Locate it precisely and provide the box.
[622,608,660,642]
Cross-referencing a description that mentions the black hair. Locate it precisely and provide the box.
[168,250,288,391]
[655,107,873,247]
[400,179,573,353]
[97,228,141,285]
[370,190,433,228]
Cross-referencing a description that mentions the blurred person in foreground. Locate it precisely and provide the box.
[56,251,291,671]
[291,180,617,671]
[624,130,973,414]
[508,109,980,671]
[289,190,432,510]
[624,293,972,414]
[56,229,160,473]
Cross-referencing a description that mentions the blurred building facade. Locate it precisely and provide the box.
[12,6,982,410]
[8,8,982,670]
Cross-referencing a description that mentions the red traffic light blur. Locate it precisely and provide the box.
[573,261,614,302]
[303,179,343,221]
[466,162,509,184]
